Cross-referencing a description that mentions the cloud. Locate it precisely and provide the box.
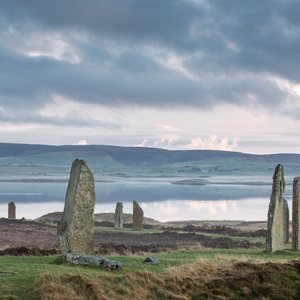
[73,140,88,146]
[0,0,299,118]
[154,134,180,148]
[133,139,149,147]
[0,0,300,153]
[159,124,182,132]
[134,134,239,151]
[182,136,239,151]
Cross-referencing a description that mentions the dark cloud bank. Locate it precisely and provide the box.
[0,0,299,119]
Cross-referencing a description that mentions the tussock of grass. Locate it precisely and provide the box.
[35,273,108,300]
[0,283,17,300]
[34,256,300,300]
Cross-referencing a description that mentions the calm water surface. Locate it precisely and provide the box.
[0,180,292,222]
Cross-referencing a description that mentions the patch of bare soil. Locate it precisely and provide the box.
[0,218,264,256]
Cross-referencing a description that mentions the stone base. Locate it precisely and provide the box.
[66,253,122,270]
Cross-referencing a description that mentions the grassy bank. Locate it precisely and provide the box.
[1,249,300,299]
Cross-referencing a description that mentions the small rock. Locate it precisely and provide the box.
[143,257,160,265]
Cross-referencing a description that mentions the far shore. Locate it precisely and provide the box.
[0,178,273,186]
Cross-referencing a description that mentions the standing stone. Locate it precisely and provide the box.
[132,200,143,231]
[57,159,95,256]
[8,202,16,219]
[292,177,300,250]
[283,198,289,243]
[266,164,285,253]
[114,202,123,229]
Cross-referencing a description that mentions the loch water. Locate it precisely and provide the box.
[0,179,292,222]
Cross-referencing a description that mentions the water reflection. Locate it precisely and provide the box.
[0,181,274,203]
[0,197,288,222]
[139,198,270,222]
[0,181,293,221]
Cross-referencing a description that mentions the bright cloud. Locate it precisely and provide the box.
[154,134,180,147]
[159,124,182,132]
[134,134,239,151]
[74,140,88,146]
[134,139,149,147]
[182,136,239,151]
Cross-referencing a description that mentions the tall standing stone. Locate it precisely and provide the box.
[133,200,143,231]
[8,202,16,219]
[57,159,95,256]
[292,177,300,250]
[114,202,123,229]
[283,198,289,243]
[266,164,285,253]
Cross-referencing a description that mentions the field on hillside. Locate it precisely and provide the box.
[0,145,300,184]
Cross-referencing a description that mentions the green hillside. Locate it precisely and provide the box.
[0,143,299,182]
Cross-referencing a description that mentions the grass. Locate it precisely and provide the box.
[2,249,300,299]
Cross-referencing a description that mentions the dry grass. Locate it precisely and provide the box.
[33,256,300,300]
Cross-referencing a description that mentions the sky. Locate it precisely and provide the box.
[0,0,300,154]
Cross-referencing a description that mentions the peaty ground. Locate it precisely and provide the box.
[0,218,266,256]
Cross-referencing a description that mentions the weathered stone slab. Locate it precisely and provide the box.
[66,253,122,270]
[58,159,95,256]
[266,164,285,253]
[292,177,300,250]
[283,198,289,243]
[143,257,160,265]
[8,202,16,219]
[133,200,143,231]
[114,202,123,229]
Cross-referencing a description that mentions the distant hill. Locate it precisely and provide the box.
[38,211,160,225]
[0,142,300,167]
